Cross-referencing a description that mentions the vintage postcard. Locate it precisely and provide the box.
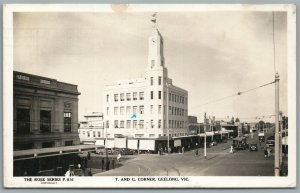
[3,4,296,188]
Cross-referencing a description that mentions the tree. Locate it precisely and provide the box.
[231,117,235,124]
[235,117,240,123]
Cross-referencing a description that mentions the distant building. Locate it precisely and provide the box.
[78,112,104,144]
[103,20,188,139]
[188,116,199,134]
[13,71,81,150]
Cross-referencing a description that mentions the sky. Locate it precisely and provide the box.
[13,11,287,123]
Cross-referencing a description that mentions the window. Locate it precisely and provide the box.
[158,120,161,128]
[64,112,72,132]
[133,106,137,114]
[42,142,54,148]
[169,106,171,115]
[114,120,118,128]
[164,92,166,100]
[150,105,154,114]
[169,120,171,128]
[106,107,109,115]
[87,131,90,137]
[133,120,137,128]
[126,106,131,115]
[171,107,174,115]
[120,121,125,128]
[40,110,51,132]
[158,105,162,114]
[120,106,124,115]
[133,92,137,100]
[139,120,144,129]
[158,91,161,99]
[164,120,166,128]
[139,106,144,114]
[139,92,144,100]
[150,91,153,99]
[172,94,174,102]
[114,94,118,102]
[150,77,154,86]
[151,60,155,67]
[16,108,30,134]
[98,131,101,137]
[126,93,131,101]
[106,94,109,102]
[151,120,154,128]
[93,131,96,137]
[106,120,109,128]
[158,76,162,85]
[114,107,118,115]
[126,120,131,128]
[120,93,125,101]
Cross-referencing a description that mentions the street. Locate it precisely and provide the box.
[94,130,275,176]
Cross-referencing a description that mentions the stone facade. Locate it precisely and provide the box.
[13,71,81,150]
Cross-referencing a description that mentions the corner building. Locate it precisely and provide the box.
[103,26,188,139]
[13,71,81,150]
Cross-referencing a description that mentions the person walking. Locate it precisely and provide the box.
[264,146,268,158]
[195,149,198,156]
[182,146,185,154]
[101,158,105,171]
[111,158,115,169]
[106,159,110,171]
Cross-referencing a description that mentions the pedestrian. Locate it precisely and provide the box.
[111,158,115,169]
[164,147,167,153]
[106,159,110,171]
[230,146,233,153]
[195,149,198,156]
[264,146,268,158]
[182,146,185,154]
[101,158,105,171]
[267,147,271,158]
[117,153,121,162]
[88,168,93,176]
[147,149,150,155]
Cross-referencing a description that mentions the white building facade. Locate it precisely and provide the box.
[103,24,188,139]
[78,112,104,144]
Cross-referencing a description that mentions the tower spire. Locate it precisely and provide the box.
[151,12,157,28]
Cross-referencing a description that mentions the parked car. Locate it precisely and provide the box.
[249,143,258,151]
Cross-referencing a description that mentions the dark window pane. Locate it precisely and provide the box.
[16,108,30,134]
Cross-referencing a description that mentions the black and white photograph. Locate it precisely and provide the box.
[3,4,296,188]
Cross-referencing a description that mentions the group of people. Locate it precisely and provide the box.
[264,146,272,158]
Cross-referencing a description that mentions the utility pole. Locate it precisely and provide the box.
[204,113,207,159]
[274,72,280,176]
[279,111,283,167]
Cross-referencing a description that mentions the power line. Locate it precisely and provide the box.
[191,81,275,109]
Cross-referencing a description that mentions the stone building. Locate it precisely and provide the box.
[78,112,104,144]
[13,71,81,150]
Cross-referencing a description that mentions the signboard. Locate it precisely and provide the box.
[95,139,105,146]
[127,139,138,150]
[139,140,155,151]
[114,138,127,148]
[174,139,181,147]
[106,139,114,148]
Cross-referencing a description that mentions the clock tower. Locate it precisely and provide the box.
[147,14,165,70]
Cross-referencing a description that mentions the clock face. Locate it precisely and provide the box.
[152,37,156,43]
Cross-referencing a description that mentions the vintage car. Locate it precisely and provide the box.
[232,137,249,150]
[249,143,258,151]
